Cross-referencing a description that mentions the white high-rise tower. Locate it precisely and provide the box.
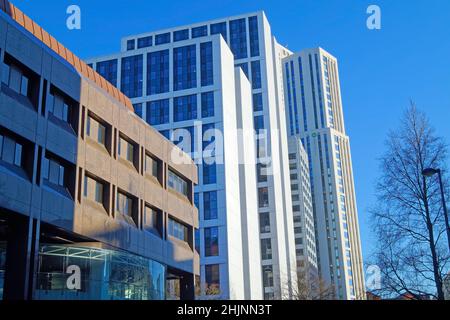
[283,48,365,299]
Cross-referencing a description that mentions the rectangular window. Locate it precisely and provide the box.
[235,63,249,79]
[203,191,217,220]
[86,115,106,146]
[118,136,134,164]
[229,18,247,59]
[116,191,136,226]
[257,163,268,182]
[155,32,171,45]
[203,162,216,185]
[48,92,71,124]
[42,156,65,187]
[262,265,273,287]
[201,92,214,118]
[133,103,143,118]
[204,227,219,257]
[143,206,161,236]
[253,93,263,112]
[173,44,197,91]
[251,61,262,89]
[146,99,169,125]
[200,42,213,87]
[174,29,189,42]
[137,36,152,49]
[192,25,207,38]
[121,55,143,98]
[84,175,104,205]
[147,49,170,95]
[168,170,189,197]
[2,62,30,98]
[260,212,271,234]
[126,39,135,51]
[205,264,220,295]
[174,94,197,122]
[145,153,159,178]
[195,228,200,253]
[96,59,118,86]
[249,16,260,57]
[210,22,227,41]
[168,217,189,242]
[254,115,264,132]
[0,134,23,167]
[258,187,269,208]
[261,238,272,260]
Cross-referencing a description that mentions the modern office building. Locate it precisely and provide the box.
[0,1,199,300]
[283,48,365,299]
[287,136,318,298]
[87,11,298,300]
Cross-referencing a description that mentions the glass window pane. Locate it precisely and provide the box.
[14,143,22,167]
[20,75,28,96]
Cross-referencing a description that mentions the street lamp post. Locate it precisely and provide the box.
[422,168,450,252]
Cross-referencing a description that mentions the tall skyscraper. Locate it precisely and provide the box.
[87,11,298,300]
[283,48,365,299]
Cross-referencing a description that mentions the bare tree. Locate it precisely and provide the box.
[287,271,335,300]
[370,103,449,300]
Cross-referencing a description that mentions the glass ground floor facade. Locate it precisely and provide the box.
[35,244,166,300]
[0,240,167,300]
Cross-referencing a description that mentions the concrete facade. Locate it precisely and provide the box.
[0,1,198,300]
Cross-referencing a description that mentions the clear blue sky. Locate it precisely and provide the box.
[10,0,450,261]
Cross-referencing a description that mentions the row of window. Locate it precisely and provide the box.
[98,42,213,98]
[125,16,260,61]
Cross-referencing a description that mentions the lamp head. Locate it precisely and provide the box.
[422,168,439,177]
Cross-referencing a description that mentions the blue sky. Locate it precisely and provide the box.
[10,0,450,261]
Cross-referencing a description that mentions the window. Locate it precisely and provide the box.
[42,156,65,187]
[210,22,227,41]
[118,136,135,164]
[173,45,197,91]
[143,206,161,236]
[126,39,135,51]
[202,123,215,151]
[253,93,263,112]
[147,50,170,95]
[201,92,214,118]
[174,94,197,122]
[47,91,71,124]
[204,227,219,256]
[86,115,106,146]
[146,99,169,125]
[194,193,199,209]
[261,238,272,260]
[2,62,29,96]
[168,217,189,242]
[133,103,143,118]
[203,191,217,220]
[121,55,143,98]
[203,162,216,184]
[235,63,249,79]
[192,26,207,38]
[262,265,273,287]
[195,228,200,253]
[251,61,262,89]
[96,59,118,86]
[145,153,159,179]
[258,187,269,208]
[137,36,152,49]
[0,134,22,167]
[155,32,171,45]
[205,264,220,295]
[174,29,189,42]
[249,16,260,57]
[168,170,188,197]
[229,18,247,59]
[84,175,104,205]
[260,212,271,234]
[200,42,213,86]
[159,129,170,139]
[257,163,268,182]
[254,115,264,132]
[116,191,136,226]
